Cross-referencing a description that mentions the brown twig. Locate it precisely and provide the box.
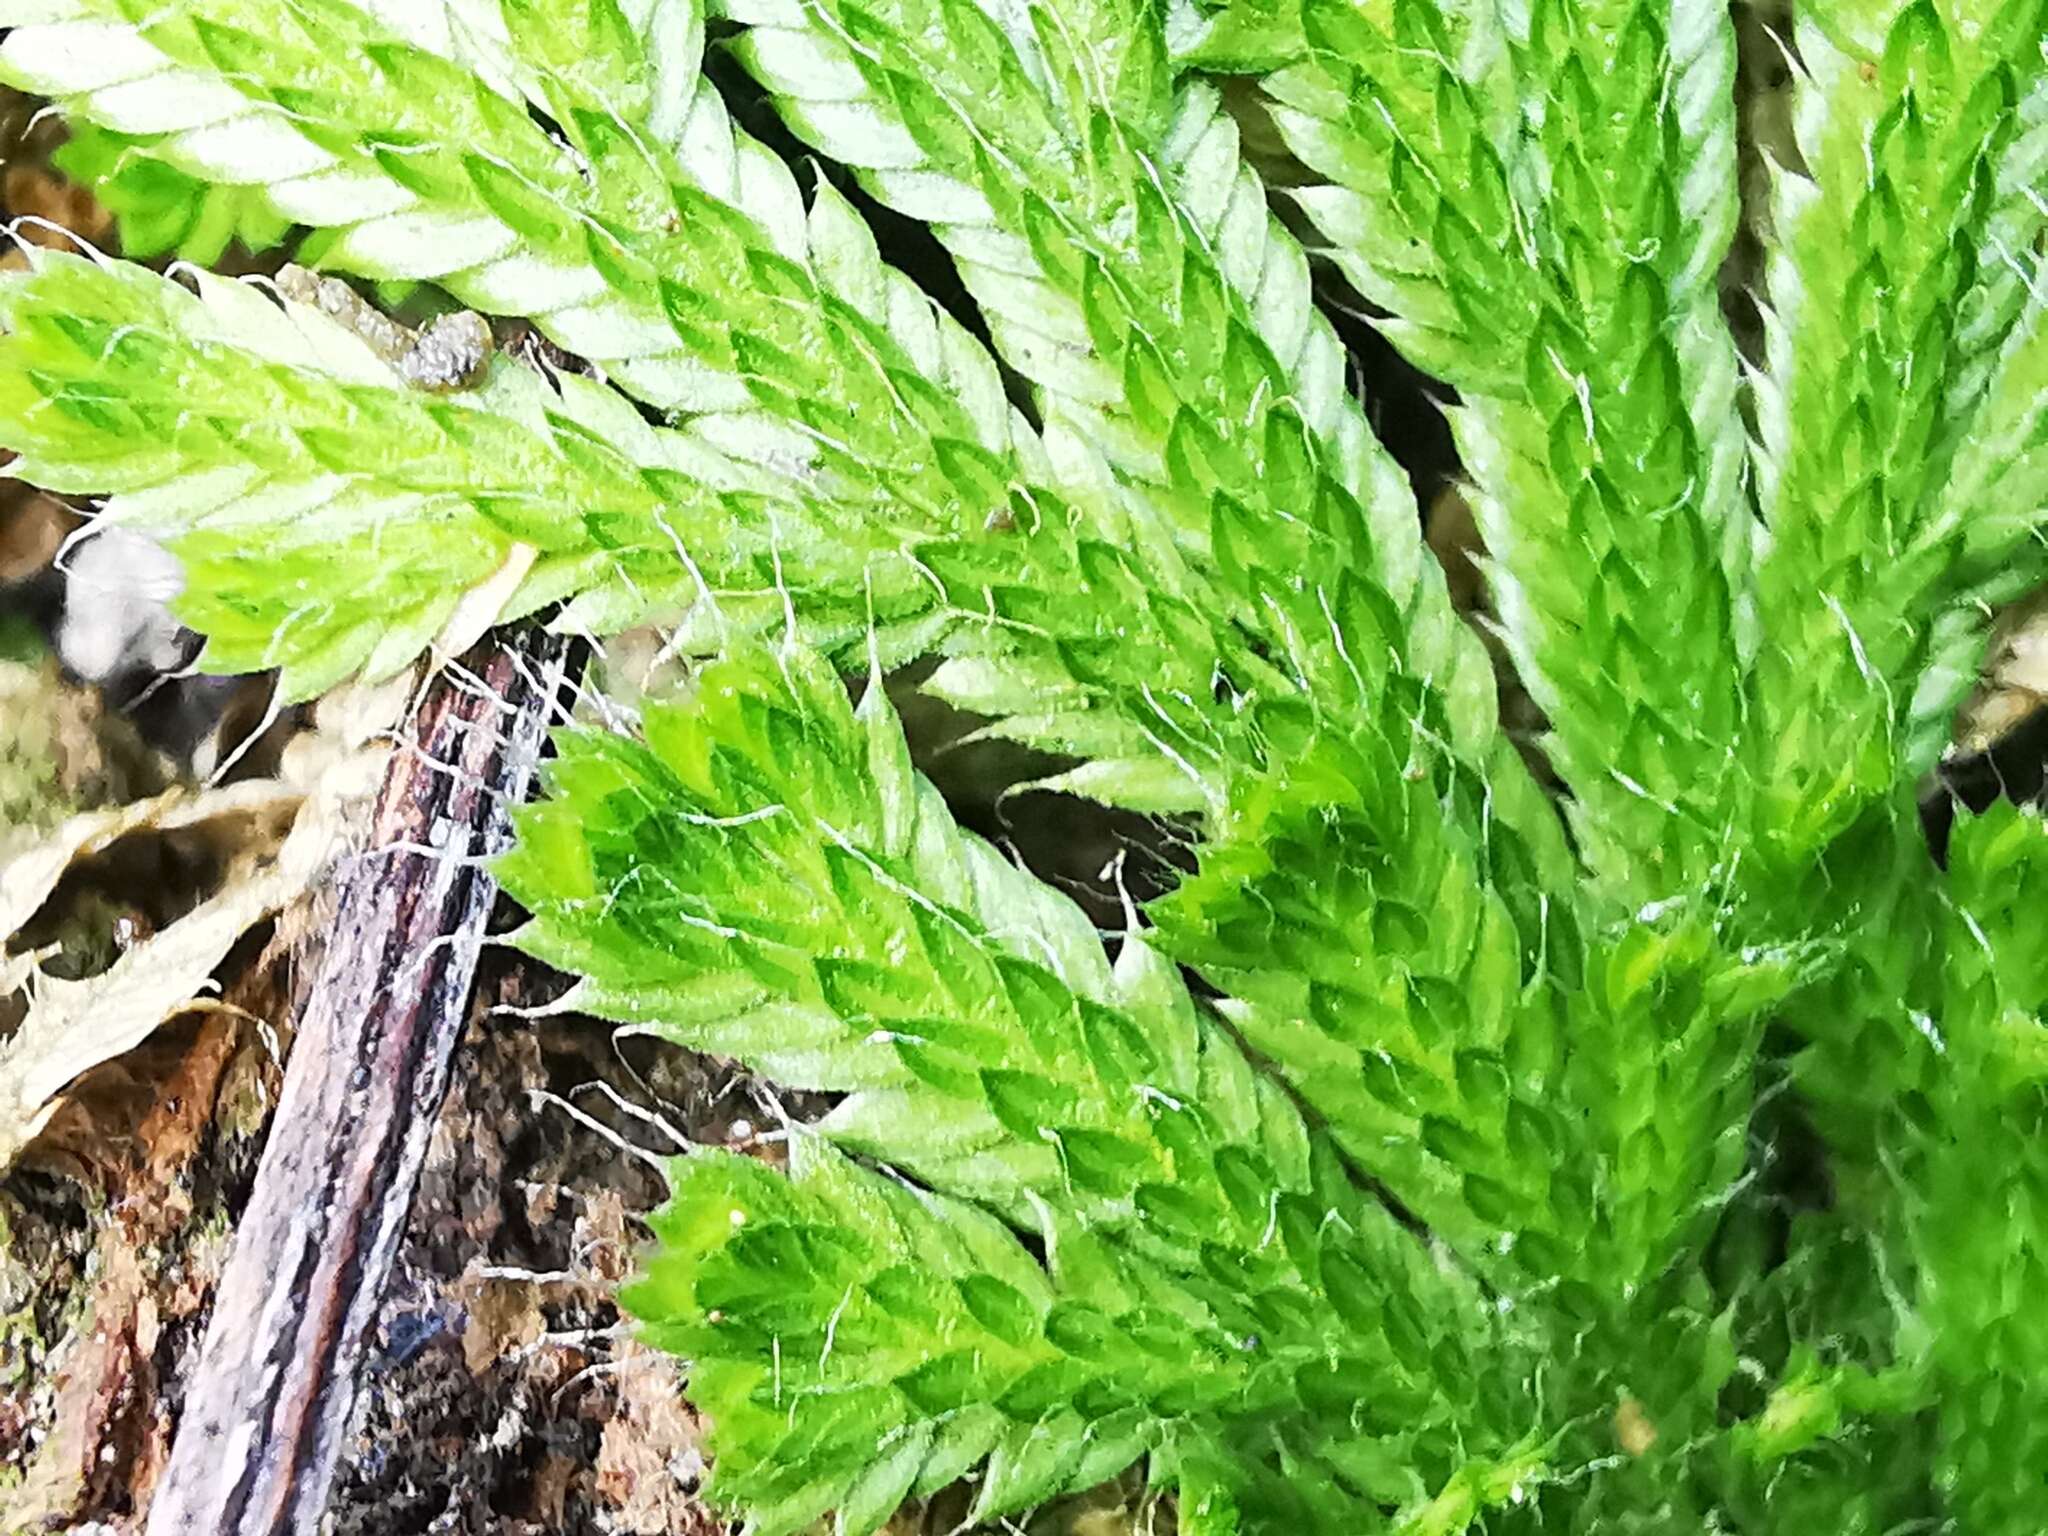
[144,627,578,1536]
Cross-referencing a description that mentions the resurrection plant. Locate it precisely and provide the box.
[2,0,2046,1527]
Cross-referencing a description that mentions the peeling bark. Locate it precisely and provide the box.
[144,629,577,1536]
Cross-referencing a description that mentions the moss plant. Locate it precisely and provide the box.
[1,0,2044,1528]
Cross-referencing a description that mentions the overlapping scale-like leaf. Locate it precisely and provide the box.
[723,0,1605,1266]
[4,0,661,392]
[0,249,1306,818]
[1901,271,2048,774]
[1159,759,1818,1304]
[729,0,1384,520]
[631,1139,1226,1535]
[1750,0,2048,862]
[1731,0,2048,1240]
[1152,724,1578,1283]
[498,642,1545,1530]
[8,0,2046,1526]
[1266,0,1752,905]
[1914,803,2048,1525]
[0,0,1040,512]
[3,0,1557,838]
[1180,0,1809,1317]
[404,0,1048,497]
[50,121,294,262]
[721,0,1543,808]
[0,249,983,696]
[637,1139,1544,1536]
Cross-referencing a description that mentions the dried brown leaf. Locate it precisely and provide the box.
[1956,589,2048,754]
[593,1344,713,1536]
[0,750,384,1168]
[456,1274,548,1375]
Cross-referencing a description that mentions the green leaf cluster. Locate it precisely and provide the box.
[503,645,1544,1529]
[1,0,2045,1529]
